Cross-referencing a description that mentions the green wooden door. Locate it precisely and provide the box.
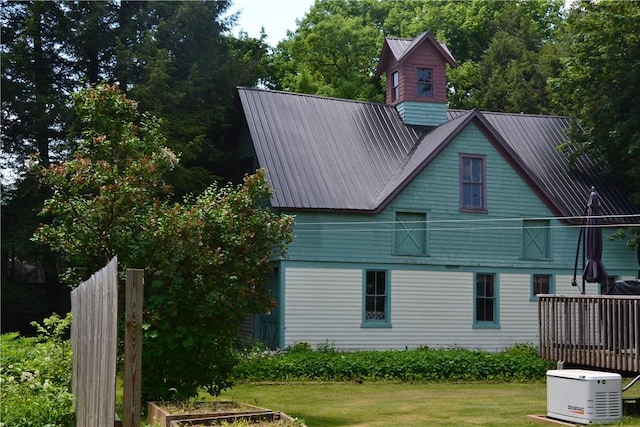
[257,269,280,348]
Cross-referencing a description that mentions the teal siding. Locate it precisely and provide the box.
[396,101,447,127]
[285,124,638,277]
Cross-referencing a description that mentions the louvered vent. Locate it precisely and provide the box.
[594,390,622,419]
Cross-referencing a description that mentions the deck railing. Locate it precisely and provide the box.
[538,295,640,373]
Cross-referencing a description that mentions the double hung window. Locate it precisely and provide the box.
[363,270,390,327]
[475,273,498,328]
[460,154,486,212]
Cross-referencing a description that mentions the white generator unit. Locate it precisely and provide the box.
[547,369,622,425]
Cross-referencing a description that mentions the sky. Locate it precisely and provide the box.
[227,0,316,46]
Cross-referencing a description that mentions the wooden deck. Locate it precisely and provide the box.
[538,295,640,373]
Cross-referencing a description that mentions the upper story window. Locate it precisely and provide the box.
[392,71,399,101]
[417,67,433,98]
[460,154,486,212]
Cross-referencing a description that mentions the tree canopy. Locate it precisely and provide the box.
[34,84,294,400]
[2,0,639,339]
[1,0,271,316]
[552,0,640,206]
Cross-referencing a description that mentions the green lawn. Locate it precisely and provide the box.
[216,381,640,427]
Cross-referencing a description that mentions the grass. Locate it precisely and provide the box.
[215,381,640,427]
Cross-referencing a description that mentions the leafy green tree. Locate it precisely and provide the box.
[274,0,565,113]
[272,0,384,101]
[2,1,274,327]
[551,0,640,202]
[34,84,177,283]
[34,84,294,400]
[1,0,76,314]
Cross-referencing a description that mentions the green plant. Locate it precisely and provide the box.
[315,340,337,353]
[285,342,312,353]
[34,85,294,401]
[234,346,555,382]
[0,313,74,426]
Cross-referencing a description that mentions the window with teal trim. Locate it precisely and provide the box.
[364,270,389,326]
[531,274,553,300]
[522,220,550,259]
[395,212,426,255]
[474,273,498,328]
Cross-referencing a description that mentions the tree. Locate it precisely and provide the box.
[552,0,640,200]
[1,0,75,314]
[272,0,385,101]
[34,84,294,400]
[273,0,565,113]
[125,1,273,196]
[550,0,640,249]
[1,1,274,328]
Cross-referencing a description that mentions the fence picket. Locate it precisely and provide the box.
[71,257,118,427]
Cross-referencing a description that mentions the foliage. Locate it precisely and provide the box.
[33,84,177,284]
[272,1,384,101]
[272,0,565,113]
[0,313,74,427]
[33,84,294,401]
[1,1,271,319]
[140,172,293,401]
[233,343,554,382]
[551,0,640,214]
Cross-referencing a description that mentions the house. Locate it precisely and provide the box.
[235,32,639,351]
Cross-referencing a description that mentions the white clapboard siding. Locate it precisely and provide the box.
[498,273,539,346]
[284,267,545,351]
[285,268,363,346]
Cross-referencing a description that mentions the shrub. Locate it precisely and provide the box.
[233,345,555,382]
[34,85,294,401]
[0,313,74,426]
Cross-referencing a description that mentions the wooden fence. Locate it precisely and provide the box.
[71,257,119,427]
[539,294,640,372]
[71,257,144,427]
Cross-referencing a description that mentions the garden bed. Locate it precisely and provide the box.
[148,401,275,427]
[168,411,303,426]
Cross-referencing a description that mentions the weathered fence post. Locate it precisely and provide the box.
[123,269,144,427]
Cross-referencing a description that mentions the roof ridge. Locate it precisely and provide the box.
[236,86,389,107]
[449,108,571,120]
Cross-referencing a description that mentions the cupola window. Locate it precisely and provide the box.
[417,67,433,98]
[392,71,399,101]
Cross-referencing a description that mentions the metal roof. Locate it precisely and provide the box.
[448,110,636,223]
[376,32,457,77]
[238,87,427,210]
[238,87,637,223]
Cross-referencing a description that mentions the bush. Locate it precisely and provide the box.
[0,313,75,426]
[233,343,555,382]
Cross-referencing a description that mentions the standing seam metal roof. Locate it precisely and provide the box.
[238,87,637,223]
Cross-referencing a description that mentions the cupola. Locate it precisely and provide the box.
[376,31,457,127]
